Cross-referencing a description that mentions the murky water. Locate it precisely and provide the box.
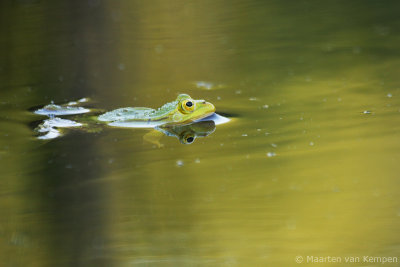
[1,1,400,266]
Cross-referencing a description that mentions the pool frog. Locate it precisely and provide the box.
[98,94,215,127]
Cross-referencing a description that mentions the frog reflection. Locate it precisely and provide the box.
[34,116,217,146]
[143,120,216,147]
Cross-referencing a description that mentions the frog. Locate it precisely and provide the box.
[97,93,216,127]
[32,94,229,144]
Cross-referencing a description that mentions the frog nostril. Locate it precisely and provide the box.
[202,101,206,104]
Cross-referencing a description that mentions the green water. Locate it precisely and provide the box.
[1,1,400,266]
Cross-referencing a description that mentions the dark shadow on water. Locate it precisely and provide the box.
[42,136,111,267]
[0,1,118,266]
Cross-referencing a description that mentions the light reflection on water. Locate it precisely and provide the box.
[1,0,400,266]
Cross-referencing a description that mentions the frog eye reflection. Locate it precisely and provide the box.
[180,133,196,144]
[181,100,195,113]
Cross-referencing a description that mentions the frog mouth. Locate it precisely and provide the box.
[193,111,215,122]
[192,111,215,123]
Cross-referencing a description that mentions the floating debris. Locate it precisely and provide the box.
[38,128,61,140]
[266,152,276,157]
[194,81,225,90]
[176,160,184,167]
[37,118,83,132]
[249,97,258,101]
[387,93,393,98]
[242,134,248,137]
[235,90,242,94]
[262,104,269,109]
[309,141,314,146]
[271,143,277,148]
[363,110,372,114]
[66,99,88,106]
[332,186,341,193]
[195,81,214,90]
[36,118,83,140]
[154,44,164,54]
[35,103,90,116]
[78,98,90,103]
[194,158,201,164]
[286,220,297,230]
[118,63,125,71]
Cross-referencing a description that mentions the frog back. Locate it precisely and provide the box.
[97,106,175,122]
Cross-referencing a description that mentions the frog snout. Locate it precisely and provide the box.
[197,100,215,112]
[208,102,216,112]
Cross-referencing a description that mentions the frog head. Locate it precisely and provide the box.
[170,94,215,124]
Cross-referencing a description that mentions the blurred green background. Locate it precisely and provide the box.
[1,0,400,266]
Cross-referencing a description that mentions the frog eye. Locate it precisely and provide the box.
[181,100,195,113]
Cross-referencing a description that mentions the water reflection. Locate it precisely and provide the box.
[152,120,216,146]
[32,110,220,145]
